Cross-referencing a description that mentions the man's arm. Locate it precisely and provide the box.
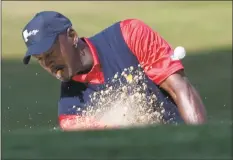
[58,81,115,130]
[160,70,206,124]
[120,19,207,124]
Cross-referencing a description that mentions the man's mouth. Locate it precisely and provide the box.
[52,65,65,79]
[52,65,65,73]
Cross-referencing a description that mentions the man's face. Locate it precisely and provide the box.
[33,29,82,82]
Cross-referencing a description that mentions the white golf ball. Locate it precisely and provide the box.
[174,46,186,60]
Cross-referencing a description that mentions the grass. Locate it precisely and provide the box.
[2,1,232,57]
[1,1,232,159]
[2,124,232,159]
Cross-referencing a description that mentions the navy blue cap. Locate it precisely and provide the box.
[22,11,72,64]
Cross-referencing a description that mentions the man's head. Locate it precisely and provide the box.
[22,11,86,82]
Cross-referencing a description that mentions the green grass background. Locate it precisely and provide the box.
[2,1,232,159]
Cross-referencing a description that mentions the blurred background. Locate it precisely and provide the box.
[2,1,232,159]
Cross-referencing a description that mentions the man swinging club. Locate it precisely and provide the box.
[22,11,206,131]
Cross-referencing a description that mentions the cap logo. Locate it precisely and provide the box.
[23,29,39,42]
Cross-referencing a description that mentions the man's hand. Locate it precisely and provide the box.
[59,115,119,131]
[160,70,206,124]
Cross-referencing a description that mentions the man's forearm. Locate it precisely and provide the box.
[174,81,207,124]
[160,71,207,124]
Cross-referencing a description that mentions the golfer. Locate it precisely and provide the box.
[22,11,206,131]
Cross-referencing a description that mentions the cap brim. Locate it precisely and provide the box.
[23,35,57,65]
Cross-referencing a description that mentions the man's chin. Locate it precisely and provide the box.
[58,70,78,82]
[56,76,72,82]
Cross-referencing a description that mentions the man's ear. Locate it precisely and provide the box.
[66,27,78,45]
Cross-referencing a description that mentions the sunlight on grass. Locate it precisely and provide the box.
[2,1,232,58]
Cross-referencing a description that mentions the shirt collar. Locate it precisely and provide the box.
[72,37,103,83]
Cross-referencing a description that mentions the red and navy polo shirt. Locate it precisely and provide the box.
[72,19,184,85]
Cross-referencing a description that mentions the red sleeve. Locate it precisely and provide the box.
[120,19,184,85]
